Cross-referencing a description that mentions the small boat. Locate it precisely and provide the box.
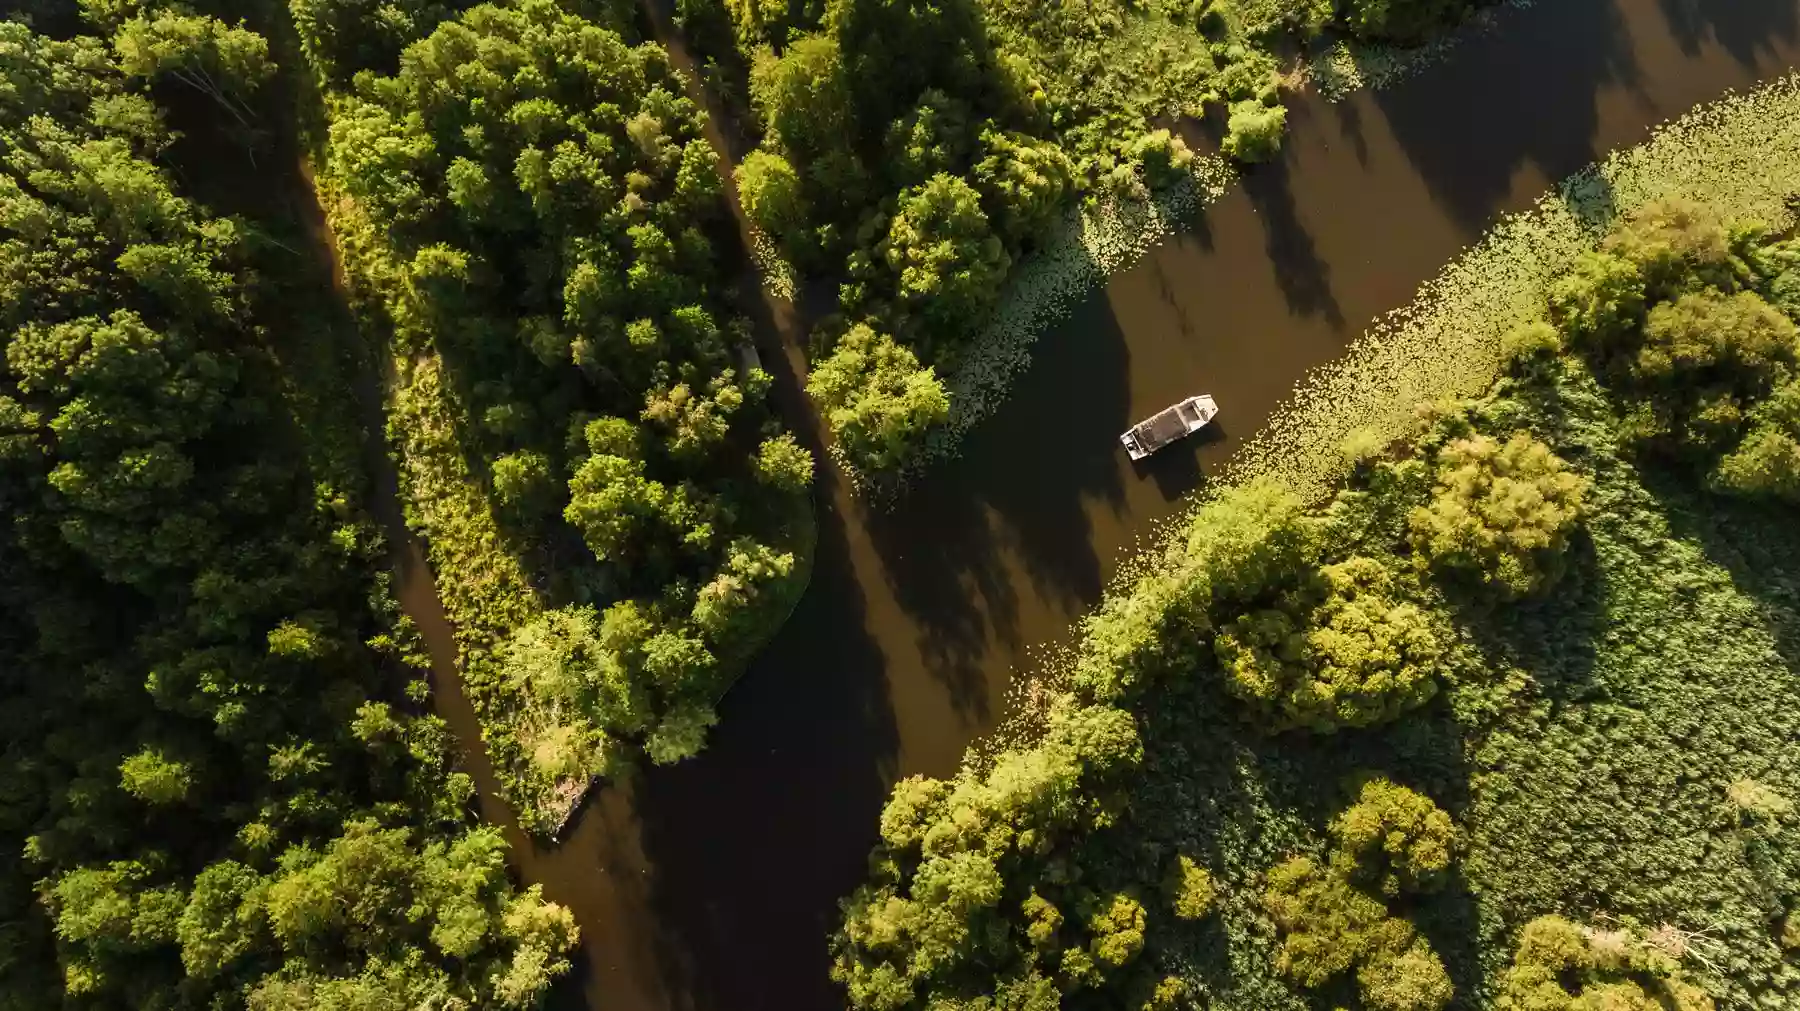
[1120,395,1218,461]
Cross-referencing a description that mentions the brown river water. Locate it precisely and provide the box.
[385,1,1800,1009]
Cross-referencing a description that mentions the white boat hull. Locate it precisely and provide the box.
[1121,395,1218,460]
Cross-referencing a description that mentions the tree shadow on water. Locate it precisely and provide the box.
[1370,0,1640,232]
[1240,135,1345,328]
[628,458,900,1011]
[1655,0,1800,68]
[864,288,1134,718]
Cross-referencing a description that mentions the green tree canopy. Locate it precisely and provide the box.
[1408,431,1589,598]
[880,173,1011,355]
[1215,556,1443,732]
[1328,777,1457,898]
[807,322,951,473]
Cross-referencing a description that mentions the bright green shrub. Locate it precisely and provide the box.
[499,606,648,739]
[1142,974,1189,1011]
[1122,129,1195,189]
[1628,288,1798,454]
[737,148,809,250]
[1408,431,1588,598]
[973,126,1075,248]
[753,432,816,495]
[1222,99,1285,164]
[831,701,1141,1008]
[119,748,193,805]
[691,537,799,648]
[1357,938,1454,1011]
[1714,379,1800,500]
[880,173,1012,353]
[1264,848,1453,1011]
[807,323,951,473]
[1186,477,1320,606]
[1083,892,1146,968]
[491,450,557,517]
[1601,197,1739,300]
[1215,556,1442,732]
[1549,250,1649,350]
[1328,777,1456,897]
[1498,915,1715,1011]
[1261,855,1412,987]
[1163,854,1215,920]
[1501,321,1565,367]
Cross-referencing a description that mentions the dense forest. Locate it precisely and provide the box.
[294,0,817,832]
[832,199,1800,1010]
[674,0,1484,477]
[0,3,578,1007]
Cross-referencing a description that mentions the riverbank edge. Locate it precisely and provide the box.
[974,69,1800,773]
[834,70,1800,1011]
[1221,71,1800,510]
[828,154,1241,498]
[816,0,1542,500]
[304,135,819,840]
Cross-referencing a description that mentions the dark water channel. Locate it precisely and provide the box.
[399,1,1800,1009]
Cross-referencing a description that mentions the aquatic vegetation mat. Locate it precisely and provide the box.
[1306,0,1538,101]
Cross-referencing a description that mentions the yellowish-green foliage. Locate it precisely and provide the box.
[1725,778,1794,828]
[1262,783,1457,1011]
[1627,289,1797,452]
[1084,892,1147,968]
[1714,379,1800,500]
[1222,98,1286,163]
[1228,73,1800,503]
[1262,856,1451,1011]
[1163,854,1215,920]
[1328,777,1457,898]
[1498,915,1716,1011]
[808,322,952,474]
[1215,555,1443,732]
[1359,939,1455,1011]
[1408,431,1588,597]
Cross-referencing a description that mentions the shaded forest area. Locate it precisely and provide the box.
[831,200,1800,1010]
[0,2,581,1007]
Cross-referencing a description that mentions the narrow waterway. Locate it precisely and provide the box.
[391,1,1800,1009]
